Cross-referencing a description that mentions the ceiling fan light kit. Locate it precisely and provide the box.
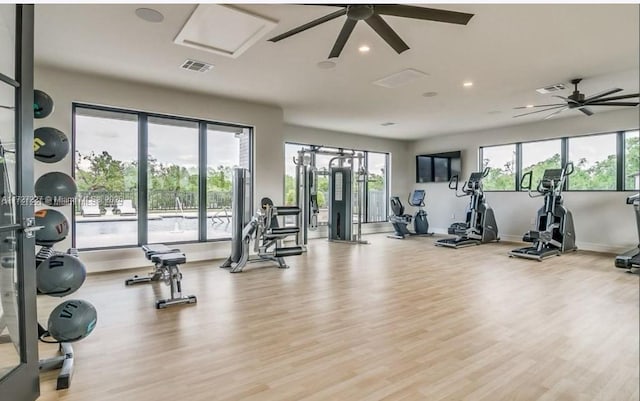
[514,78,639,119]
[268,4,474,59]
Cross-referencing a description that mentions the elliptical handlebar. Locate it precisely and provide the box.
[448,174,459,191]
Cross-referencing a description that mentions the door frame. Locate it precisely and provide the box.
[0,4,39,401]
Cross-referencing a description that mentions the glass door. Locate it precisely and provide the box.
[0,4,39,401]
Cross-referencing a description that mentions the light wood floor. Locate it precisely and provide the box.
[37,234,639,401]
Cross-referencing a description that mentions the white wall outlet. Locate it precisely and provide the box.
[451,213,456,219]
[530,217,535,225]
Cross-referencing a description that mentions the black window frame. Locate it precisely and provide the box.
[479,129,639,193]
[72,102,253,250]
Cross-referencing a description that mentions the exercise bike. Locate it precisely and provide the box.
[615,193,639,272]
[509,163,577,261]
[388,189,433,239]
[435,168,499,248]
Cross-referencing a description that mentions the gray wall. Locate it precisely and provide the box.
[410,108,640,253]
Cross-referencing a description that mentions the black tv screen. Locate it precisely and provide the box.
[415,151,461,183]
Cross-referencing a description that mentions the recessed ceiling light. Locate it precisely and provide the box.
[317,60,336,70]
[463,81,473,87]
[359,45,370,53]
[135,8,164,23]
[526,104,534,108]
[422,91,438,97]
[381,122,395,126]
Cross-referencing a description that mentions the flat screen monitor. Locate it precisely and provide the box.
[415,151,461,183]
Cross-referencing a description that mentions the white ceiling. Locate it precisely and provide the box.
[34,4,639,140]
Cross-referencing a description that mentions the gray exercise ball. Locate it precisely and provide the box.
[37,254,86,297]
[34,89,54,119]
[35,172,77,206]
[34,127,69,163]
[35,209,69,246]
[47,299,97,343]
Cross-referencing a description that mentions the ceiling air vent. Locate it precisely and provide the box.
[180,59,213,73]
[536,83,566,94]
[373,68,429,88]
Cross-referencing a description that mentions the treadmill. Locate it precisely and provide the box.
[615,193,640,271]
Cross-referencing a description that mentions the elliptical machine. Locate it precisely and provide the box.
[435,168,499,248]
[615,193,639,272]
[509,163,577,261]
[388,189,434,239]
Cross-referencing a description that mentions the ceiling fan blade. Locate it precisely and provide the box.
[583,88,622,103]
[543,106,569,120]
[375,5,473,25]
[579,107,594,116]
[587,101,639,106]
[268,9,347,42]
[513,103,565,109]
[364,14,409,54]
[328,18,357,59]
[513,105,566,118]
[585,93,639,103]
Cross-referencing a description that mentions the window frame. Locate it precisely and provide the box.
[72,102,253,250]
[478,129,638,193]
[478,143,518,191]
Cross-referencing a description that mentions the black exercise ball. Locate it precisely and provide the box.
[34,127,69,163]
[34,89,54,119]
[35,209,69,246]
[47,299,97,343]
[37,254,86,297]
[35,172,77,206]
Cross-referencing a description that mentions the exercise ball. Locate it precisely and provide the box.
[36,254,86,297]
[34,89,54,119]
[35,172,77,206]
[47,299,97,343]
[35,209,69,246]
[34,127,69,163]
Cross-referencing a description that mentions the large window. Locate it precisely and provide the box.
[207,124,250,239]
[568,133,617,190]
[480,144,516,190]
[283,142,389,224]
[75,108,138,248]
[74,105,252,249]
[521,139,562,187]
[625,130,639,190]
[147,117,199,243]
[479,129,637,192]
[366,152,388,222]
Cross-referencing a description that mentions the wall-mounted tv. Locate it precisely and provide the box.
[416,151,461,183]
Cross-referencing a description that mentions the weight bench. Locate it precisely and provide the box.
[125,244,197,309]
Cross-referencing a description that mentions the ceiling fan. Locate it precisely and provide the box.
[268,4,474,59]
[514,78,639,119]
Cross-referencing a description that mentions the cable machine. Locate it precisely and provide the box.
[294,146,369,247]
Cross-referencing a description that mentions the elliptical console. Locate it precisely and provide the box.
[509,163,577,261]
[435,168,499,248]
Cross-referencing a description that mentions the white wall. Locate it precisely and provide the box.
[410,108,640,253]
[33,66,408,271]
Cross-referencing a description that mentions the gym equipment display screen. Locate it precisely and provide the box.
[416,151,461,183]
